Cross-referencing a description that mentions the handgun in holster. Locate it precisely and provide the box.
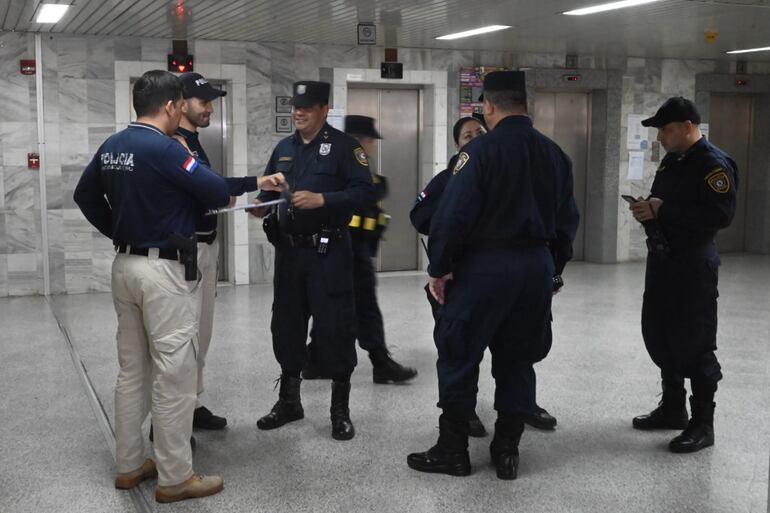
[643,220,670,257]
[168,233,198,281]
[263,210,280,246]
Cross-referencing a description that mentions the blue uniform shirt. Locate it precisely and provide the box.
[176,126,260,234]
[257,123,375,235]
[651,136,738,250]
[428,115,580,278]
[74,122,230,248]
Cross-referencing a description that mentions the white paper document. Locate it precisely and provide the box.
[628,151,645,180]
[627,114,649,150]
[204,198,286,216]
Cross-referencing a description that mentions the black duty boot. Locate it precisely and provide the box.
[149,424,196,449]
[633,384,688,430]
[370,349,418,384]
[330,381,355,440]
[522,404,557,431]
[407,414,471,476]
[193,406,227,430]
[490,415,525,480]
[468,411,488,438]
[669,397,715,453]
[301,359,329,380]
[256,375,304,430]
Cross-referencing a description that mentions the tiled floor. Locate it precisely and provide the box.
[1,255,768,513]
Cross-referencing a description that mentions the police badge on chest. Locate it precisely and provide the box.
[319,143,332,156]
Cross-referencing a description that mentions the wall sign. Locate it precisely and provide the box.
[275,96,292,113]
[276,115,292,133]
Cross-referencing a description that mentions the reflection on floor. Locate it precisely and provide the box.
[1,255,768,513]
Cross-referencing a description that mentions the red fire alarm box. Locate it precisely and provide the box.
[28,153,40,169]
[20,59,36,75]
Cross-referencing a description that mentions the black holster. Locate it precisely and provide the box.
[263,211,280,246]
[168,233,198,281]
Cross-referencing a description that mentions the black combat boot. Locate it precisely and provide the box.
[522,404,557,431]
[669,397,715,453]
[330,381,355,440]
[256,375,304,430]
[469,411,488,438]
[490,415,525,480]
[193,406,227,430]
[407,414,471,476]
[633,383,688,430]
[370,348,418,384]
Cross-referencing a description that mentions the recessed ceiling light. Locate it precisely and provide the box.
[36,4,69,24]
[563,0,664,16]
[726,46,770,54]
[436,25,511,40]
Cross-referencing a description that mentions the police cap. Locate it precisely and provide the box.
[642,97,701,127]
[345,115,382,139]
[482,70,526,94]
[179,72,226,101]
[292,81,330,107]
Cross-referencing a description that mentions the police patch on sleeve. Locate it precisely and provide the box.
[453,152,470,175]
[705,168,730,193]
[354,147,369,167]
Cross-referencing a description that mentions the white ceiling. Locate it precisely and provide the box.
[2,0,770,61]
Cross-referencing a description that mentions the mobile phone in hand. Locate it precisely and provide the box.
[621,195,638,205]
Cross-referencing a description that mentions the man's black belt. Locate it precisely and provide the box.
[279,228,347,249]
[115,243,179,261]
[196,231,217,244]
[475,239,548,250]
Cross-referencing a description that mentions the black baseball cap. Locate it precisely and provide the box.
[179,72,226,101]
[345,115,382,139]
[641,97,701,127]
[292,81,330,107]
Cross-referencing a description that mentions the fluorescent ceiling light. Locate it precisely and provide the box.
[36,4,69,24]
[436,25,511,40]
[563,0,664,16]
[726,46,770,54]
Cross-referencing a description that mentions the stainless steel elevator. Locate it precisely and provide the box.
[347,87,421,271]
[532,92,591,260]
[709,94,753,253]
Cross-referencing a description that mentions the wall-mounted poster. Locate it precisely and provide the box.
[459,66,508,117]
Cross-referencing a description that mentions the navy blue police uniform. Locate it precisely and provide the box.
[642,136,736,389]
[632,97,737,453]
[257,123,374,380]
[75,122,229,244]
[407,71,579,481]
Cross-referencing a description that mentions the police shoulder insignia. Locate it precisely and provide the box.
[453,152,470,175]
[705,167,730,193]
[354,147,369,167]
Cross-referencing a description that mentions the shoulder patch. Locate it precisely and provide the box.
[354,147,369,167]
[705,168,730,193]
[453,152,470,175]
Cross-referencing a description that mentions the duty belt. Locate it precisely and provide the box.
[475,239,548,250]
[114,243,180,261]
[279,228,347,249]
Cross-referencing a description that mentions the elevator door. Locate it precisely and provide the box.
[347,88,420,271]
[709,94,752,252]
[533,92,590,260]
[129,80,229,280]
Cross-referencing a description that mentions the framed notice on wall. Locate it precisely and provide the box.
[275,96,292,113]
[276,115,292,133]
[459,66,508,117]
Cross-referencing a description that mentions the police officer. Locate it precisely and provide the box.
[175,72,281,431]
[74,71,236,502]
[406,71,579,480]
[630,97,737,453]
[250,81,375,440]
[304,115,417,384]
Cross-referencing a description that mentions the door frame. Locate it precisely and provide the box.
[327,68,447,271]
